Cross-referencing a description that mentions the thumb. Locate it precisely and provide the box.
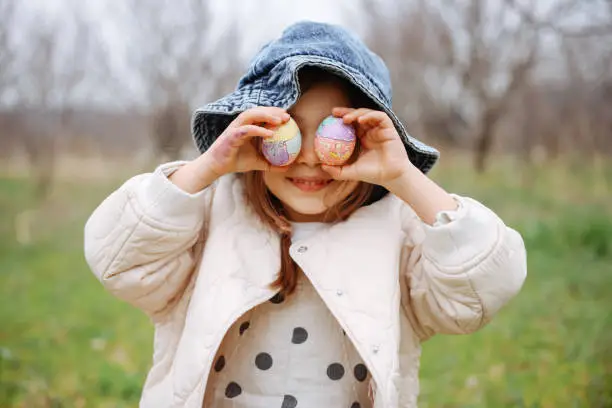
[251,158,289,173]
[240,156,270,173]
[322,164,359,181]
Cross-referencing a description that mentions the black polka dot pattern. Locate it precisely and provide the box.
[255,352,273,370]
[210,278,373,405]
[291,327,308,344]
[225,382,241,398]
[326,363,345,380]
[281,394,298,408]
[239,321,250,335]
[354,363,368,382]
[214,355,225,372]
[270,292,285,304]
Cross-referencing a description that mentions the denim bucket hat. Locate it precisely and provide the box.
[192,21,440,173]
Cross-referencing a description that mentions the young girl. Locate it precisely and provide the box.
[84,22,526,408]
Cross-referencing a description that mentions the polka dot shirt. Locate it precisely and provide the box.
[203,223,372,408]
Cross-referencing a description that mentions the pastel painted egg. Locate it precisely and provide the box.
[315,115,357,165]
[261,117,302,166]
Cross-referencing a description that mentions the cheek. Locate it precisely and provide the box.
[262,172,286,194]
[326,181,360,205]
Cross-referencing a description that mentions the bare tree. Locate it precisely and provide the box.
[0,0,18,158]
[358,0,541,171]
[12,4,95,199]
[510,0,612,159]
[0,0,16,94]
[124,0,243,161]
[356,0,612,172]
[6,3,100,243]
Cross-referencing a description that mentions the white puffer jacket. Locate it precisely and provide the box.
[84,162,527,408]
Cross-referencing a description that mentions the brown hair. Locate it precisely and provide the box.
[243,67,386,296]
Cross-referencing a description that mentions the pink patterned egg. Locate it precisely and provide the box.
[314,116,357,165]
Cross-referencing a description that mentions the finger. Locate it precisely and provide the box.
[257,106,291,118]
[236,108,290,127]
[225,125,275,148]
[358,111,393,129]
[237,112,287,128]
[332,107,355,117]
[260,107,291,124]
[342,108,375,124]
[247,106,290,118]
[250,158,289,173]
[321,164,360,181]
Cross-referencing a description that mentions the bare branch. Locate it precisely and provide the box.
[0,0,17,92]
[505,0,612,37]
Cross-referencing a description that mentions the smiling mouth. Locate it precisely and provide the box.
[287,177,334,192]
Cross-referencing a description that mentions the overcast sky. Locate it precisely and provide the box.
[9,0,609,108]
[21,0,603,72]
[23,0,357,53]
[12,0,363,107]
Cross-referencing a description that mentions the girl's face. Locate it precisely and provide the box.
[262,82,359,222]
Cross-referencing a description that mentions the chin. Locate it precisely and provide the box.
[280,194,329,217]
[262,172,357,221]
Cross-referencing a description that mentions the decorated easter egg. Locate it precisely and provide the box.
[261,117,302,166]
[314,115,357,165]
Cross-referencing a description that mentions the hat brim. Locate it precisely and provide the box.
[192,56,439,173]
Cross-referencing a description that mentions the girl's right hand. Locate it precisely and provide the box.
[169,107,290,194]
[204,107,290,176]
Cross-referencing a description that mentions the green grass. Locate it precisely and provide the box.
[1,157,611,407]
[0,176,153,408]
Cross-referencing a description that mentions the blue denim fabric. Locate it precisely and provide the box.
[192,21,439,173]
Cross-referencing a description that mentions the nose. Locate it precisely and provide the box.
[296,131,321,166]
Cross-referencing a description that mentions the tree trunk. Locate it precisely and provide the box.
[473,109,498,173]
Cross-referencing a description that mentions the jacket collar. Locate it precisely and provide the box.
[228,176,406,293]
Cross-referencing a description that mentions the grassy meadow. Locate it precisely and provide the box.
[0,155,611,407]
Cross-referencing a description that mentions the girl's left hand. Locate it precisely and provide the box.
[322,107,416,188]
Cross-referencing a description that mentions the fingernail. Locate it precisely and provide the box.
[283,113,290,120]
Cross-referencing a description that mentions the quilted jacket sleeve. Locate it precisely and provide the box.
[84,161,212,320]
[400,195,527,341]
